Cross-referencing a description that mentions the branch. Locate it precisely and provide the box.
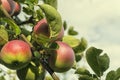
[17,16,34,25]
[20,34,60,80]
[40,58,60,80]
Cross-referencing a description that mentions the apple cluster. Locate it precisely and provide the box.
[0,2,75,79]
[1,0,21,16]
[33,18,75,73]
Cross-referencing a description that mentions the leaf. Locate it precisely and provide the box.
[43,0,58,9]
[75,53,83,62]
[40,4,62,39]
[34,9,44,21]
[2,18,21,36]
[68,26,78,36]
[98,53,110,72]
[115,68,120,80]
[63,20,67,30]
[106,70,116,80]
[63,35,80,48]
[74,37,87,53]
[75,67,90,75]
[0,26,8,45]
[86,47,110,77]
[32,33,51,45]
[63,36,87,54]
[106,67,120,80]
[78,75,98,80]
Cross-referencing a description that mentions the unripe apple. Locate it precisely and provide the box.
[33,19,64,40]
[1,0,15,15]
[0,40,32,70]
[13,1,21,16]
[48,41,75,72]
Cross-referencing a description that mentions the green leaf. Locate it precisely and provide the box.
[115,68,120,80]
[86,47,110,77]
[0,76,5,80]
[63,35,80,48]
[0,26,8,45]
[43,0,58,9]
[98,53,110,72]
[68,26,78,36]
[75,67,90,75]
[40,4,62,39]
[2,18,21,36]
[32,33,51,45]
[74,37,87,53]
[106,68,120,80]
[63,36,87,53]
[63,20,67,30]
[34,9,44,21]
[78,75,98,80]
[106,70,116,80]
[75,53,83,62]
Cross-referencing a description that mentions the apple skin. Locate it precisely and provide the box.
[48,41,75,72]
[13,1,21,16]
[1,0,15,15]
[0,40,32,70]
[33,18,64,40]
[33,19,50,37]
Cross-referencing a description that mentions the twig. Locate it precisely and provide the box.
[17,16,34,25]
[20,34,33,48]
[40,58,60,80]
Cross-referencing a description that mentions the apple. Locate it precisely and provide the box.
[13,1,21,16]
[48,41,75,72]
[0,40,32,70]
[33,19,50,37]
[1,0,15,15]
[33,18,64,40]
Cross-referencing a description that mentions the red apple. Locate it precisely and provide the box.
[48,41,75,72]
[1,0,15,15]
[13,1,21,16]
[0,40,32,70]
[33,18,64,41]
[33,19,50,37]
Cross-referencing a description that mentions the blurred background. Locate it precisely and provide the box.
[58,0,120,70]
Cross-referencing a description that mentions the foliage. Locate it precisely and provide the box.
[0,0,119,80]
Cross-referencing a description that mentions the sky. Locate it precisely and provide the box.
[58,0,120,79]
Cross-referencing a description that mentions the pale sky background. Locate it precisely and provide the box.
[1,0,120,80]
[58,0,120,79]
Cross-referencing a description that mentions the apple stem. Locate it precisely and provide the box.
[40,58,60,80]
